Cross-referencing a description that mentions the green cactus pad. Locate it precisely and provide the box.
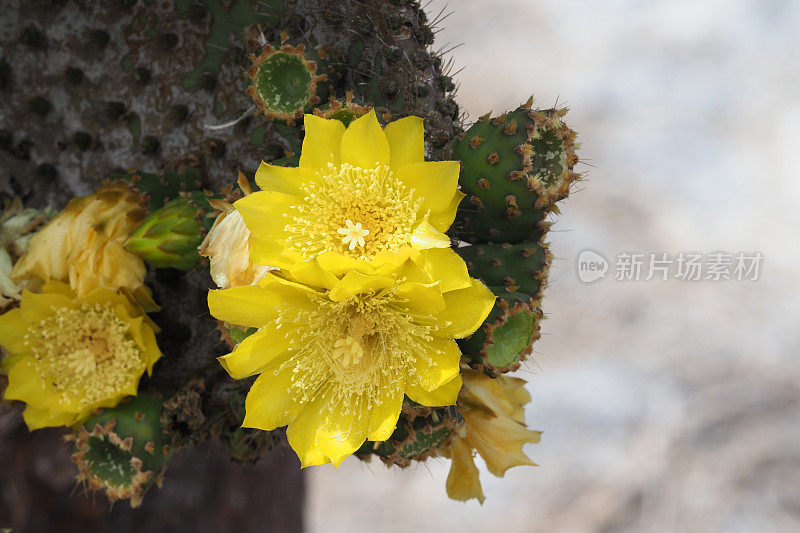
[455,197,549,245]
[72,393,172,508]
[458,290,543,377]
[121,167,205,213]
[125,193,216,270]
[456,240,551,297]
[452,98,579,244]
[247,43,325,123]
[356,402,463,468]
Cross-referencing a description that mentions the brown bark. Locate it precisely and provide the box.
[0,408,304,532]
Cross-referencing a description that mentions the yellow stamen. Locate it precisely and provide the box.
[284,163,421,261]
[24,303,144,406]
[273,289,437,415]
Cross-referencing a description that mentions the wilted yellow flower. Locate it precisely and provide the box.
[199,173,272,289]
[11,184,155,310]
[208,267,495,467]
[443,370,541,503]
[235,110,466,280]
[0,281,162,430]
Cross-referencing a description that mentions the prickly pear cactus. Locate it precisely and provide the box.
[0,0,581,521]
[450,98,579,377]
[71,393,172,508]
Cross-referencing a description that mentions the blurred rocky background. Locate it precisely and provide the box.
[307,1,800,531]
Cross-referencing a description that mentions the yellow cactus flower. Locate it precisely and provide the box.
[0,281,162,430]
[235,110,466,281]
[208,268,495,467]
[11,184,156,310]
[443,370,541,503]
[199,173,273,289]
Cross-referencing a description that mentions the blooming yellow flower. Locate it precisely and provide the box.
[208,267,495,467]
[443,370,541,503]
[0,281,162,430]
[11,184,156,310]
[235,110,466,281]
[199,173,273,289]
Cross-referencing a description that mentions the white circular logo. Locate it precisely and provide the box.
[577,249,608,283]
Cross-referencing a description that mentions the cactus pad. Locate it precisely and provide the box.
[71,393,172,508]
[456,240,551,297]
[247,44,326,124]
[452,97,579,244]
[458,291,543,377]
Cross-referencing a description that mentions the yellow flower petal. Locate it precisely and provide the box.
[287,389,334,468]
[78,285,130,309]
[328,270,394,302]
[340,110,390,168]
[367,378,406,441]
[465,409,541,477]
[40,280,75,298]
[429,190,465,233]
[208,285,285,328]
[0,308,29,356]
[315,251,361,277]
[135,317,162,375]
[18,289,72,321]
[242,360,301,431]
[407,372,462,407]
[409,220,452,249]
[4,358,53,408]
[218,327,291,380]
[416,248,472,293]
[299,114,346,171]
[315,392,370,467]
[254,162,310,196]
[396,161,460,216]
[258,271,326,296]
[412,336,461,392]
[287,259,341,291]
[234,190,297,266]
[384,115,425,169]
[462,373,530,424]
[393,281,446,314]
[435,279,496,339]
[22,405,77,431]
[445,437,485,504]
